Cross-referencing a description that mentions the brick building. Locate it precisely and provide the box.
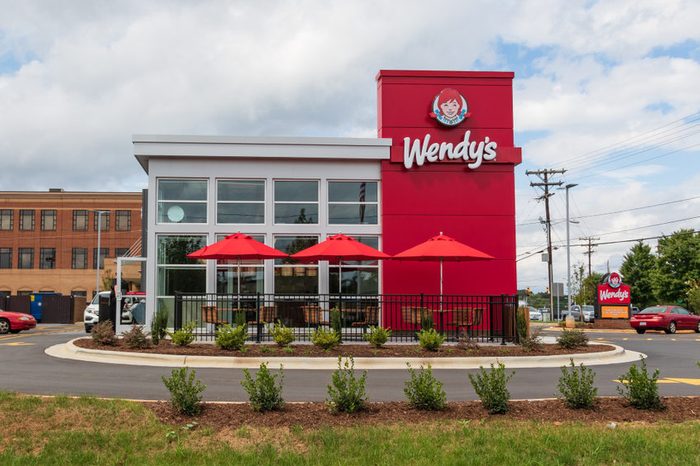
[0,189,142,298]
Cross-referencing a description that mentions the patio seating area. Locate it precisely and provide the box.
[174,292,518,343]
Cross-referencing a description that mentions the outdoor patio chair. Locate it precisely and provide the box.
[350,305,379,329]
[401,306,432,326]
[302,305,326,326]
[201,305,227,328]
[248,305,276,325]
[452,308,483,338]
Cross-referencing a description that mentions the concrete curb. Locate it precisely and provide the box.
[44,338,646,370]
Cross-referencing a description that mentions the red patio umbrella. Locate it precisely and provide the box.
[187,232,288,308]
[291,233,390,294]
[393,232,493,308]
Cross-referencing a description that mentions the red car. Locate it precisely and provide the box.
[630,305,700,334]
[0,310,37,334]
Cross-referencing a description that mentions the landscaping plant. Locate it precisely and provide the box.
[169,322,196,347]
[404,363,446,410]
[161,367,206,416]
[417,328,445,351]
[420,309,434,331]
[556,329,589,349]
[617,358,664,410]
[215,323,247,351]
[516,306,529,342]
[330,308,342,335]
[468,362,514,414]
[121,325,151,349]
[241,362,284,412]
[311,327,341,350]
[520,329,544,352]
[327,356,367,413]
[364,326,391,348]
[558,359,597,409]
[268,320,295,347]
[150,306,169,345]
[457,332,480,351]
[91,320,116,345]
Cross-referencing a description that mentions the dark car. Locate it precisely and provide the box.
[0,310,37,334]
[629,305,700,334]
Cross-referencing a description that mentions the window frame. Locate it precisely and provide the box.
[17,248,34,269]
[273,179,320,225]
[19,210,35,231]
[272,234,320,293]
[0,210,13,231]
[327,180,380,226]
[115,210,132,231]
[0,248,11,269]
[93,211,110,231]
[156,178,209,225]
[327,234,381,295]
[92,248,109,269]
[72,248,88,269]
[39,248,56,269]
[72,210,89,231]
[216,179,266,225]
[40,210,57,231]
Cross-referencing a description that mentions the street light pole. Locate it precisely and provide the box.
[564,184,577,316]
[95,210,109,298]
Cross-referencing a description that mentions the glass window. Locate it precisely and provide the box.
[0,248,11,269]
[115,210,131,231]
[157,179,207,224]
[274,181,318,224]
[72,248,87,269]
[217,180,265,224]
[19,210,34,231]
[71,290,87,298]
[216,234,265,294]
[73,210,88,231]
[40,248,56,269]
[328,236,380,295]
[273,236,319,293]
[18,248,33,269]
[0,210,12,230]
[115,247,129,257]
[93,248,109,269]
[93,212,110,231]
[41,210,57,231]
[328,181,378,225]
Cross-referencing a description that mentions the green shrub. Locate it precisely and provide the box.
[330,308,342,335]
[122,325,151,349]
[169,322,196,347]
[91,320,116,345]
[617,358,663,410]
[364,326,391,348]
[520,329,543,352]
[311,328,340,350]
[558,359,597,409]
[516,308,528,343]
[215,323,247,351]
[268,321,295,347]
[161,367,206,416]
[404,363,446,410]
[557,329,589,349]
[420,310,434,330]
[457,333,480,351]
[151,307,169,345]
[417,328,445,351]
[234,311,246,327]
[468,362,514,414]
[241,362,284,412]
[327,356,367,413]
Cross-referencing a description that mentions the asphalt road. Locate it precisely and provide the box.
[1,326,698,401]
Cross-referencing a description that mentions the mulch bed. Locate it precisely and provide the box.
[74,338,614,357]
[148,397,700,429]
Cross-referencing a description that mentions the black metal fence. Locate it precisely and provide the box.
[174,292,518,344]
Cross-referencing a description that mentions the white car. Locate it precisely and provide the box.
[528,306,542,321]
[83,291,110,333]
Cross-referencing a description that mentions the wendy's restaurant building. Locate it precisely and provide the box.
[131,70,522,343]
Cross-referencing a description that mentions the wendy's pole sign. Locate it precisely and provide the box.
[597,272,632,319]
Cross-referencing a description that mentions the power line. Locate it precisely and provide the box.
[596,215,700,237]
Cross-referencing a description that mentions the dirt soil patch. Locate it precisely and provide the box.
[74,338,614,358]
[148,397,700,429]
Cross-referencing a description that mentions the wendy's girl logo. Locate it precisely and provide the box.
[607,272,622,289]
[430,88,470,126]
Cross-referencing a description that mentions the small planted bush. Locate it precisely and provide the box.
[468,362,514,414]
[617,358,664,410]
[417,328,445,351]
[558,359,597,409]
[327,356,367,413]
[241,362,284,412]
[330,308,342,335]
[520,329,544,353]
[557,329,589,349]
[169,322,196,347]
[91,320,116,345]
[122,325,151,349]
[268,321,295,347]
[151,307,169,345]
[364,326,391,348]
[215,323,247,351]
[404,363,446,410]
[162,367,206,416]
[311,328,340,350]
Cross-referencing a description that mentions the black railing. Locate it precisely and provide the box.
[173,292,518,344]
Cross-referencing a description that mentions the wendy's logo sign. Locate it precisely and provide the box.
[430,88,470,127]
[608,272,622,289]
[598,271,631,305]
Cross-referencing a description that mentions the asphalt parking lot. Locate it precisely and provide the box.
[0,325,698,401]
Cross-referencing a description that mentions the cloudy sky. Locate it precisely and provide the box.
[1,0,699,291]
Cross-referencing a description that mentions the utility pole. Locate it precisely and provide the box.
[580,236,599,276]
[526,168,566,319]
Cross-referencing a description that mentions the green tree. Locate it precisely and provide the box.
[570,263,585,302]
[687,280,700,313]
[620,241,657,309]
[575,272,603,305]
[653,229,700,307]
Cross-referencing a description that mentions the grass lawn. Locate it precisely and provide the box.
[1,392,699,465]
